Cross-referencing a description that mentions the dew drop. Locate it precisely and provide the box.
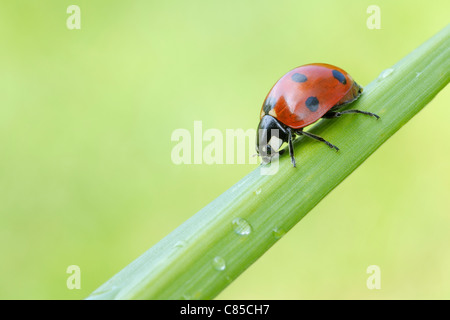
[379,68,394,79]
[212,256,226,271]
[174,240,187,249]
[272,227,286,239]
[232,218,252,236]
[181,293,191,300]
[255,188,262,195]
[86,285,121,300]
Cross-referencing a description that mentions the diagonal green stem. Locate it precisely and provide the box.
[87,24,450,300]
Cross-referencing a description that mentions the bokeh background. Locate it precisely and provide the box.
[0,0,449,299]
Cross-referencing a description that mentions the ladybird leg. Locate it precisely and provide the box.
[299,131,339,151]
[287,129,296,168]
[324,109,380,120]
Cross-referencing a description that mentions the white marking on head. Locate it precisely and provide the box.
[268,136,283,152]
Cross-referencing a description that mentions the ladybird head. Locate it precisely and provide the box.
[256,115,289,164]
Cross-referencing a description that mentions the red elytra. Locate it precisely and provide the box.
[256,63,379,168]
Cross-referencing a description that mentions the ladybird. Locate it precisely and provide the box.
[256,63,379,167]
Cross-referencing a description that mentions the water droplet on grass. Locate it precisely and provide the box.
[232,218,252,236]
[174,240,187,249]
[181,293,191,300]
[86,285,121,300]
[379,68,394,79]
[272,227,286,239]
[212,256,226,271]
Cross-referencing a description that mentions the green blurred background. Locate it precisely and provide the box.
[0,0,448,299]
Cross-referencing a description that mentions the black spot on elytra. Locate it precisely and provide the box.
[332,69,347,85]
[305,96,319,112]
[263,96,277,114]
[291,73,308,83]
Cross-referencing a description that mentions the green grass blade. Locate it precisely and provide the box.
[86,24,450,300]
